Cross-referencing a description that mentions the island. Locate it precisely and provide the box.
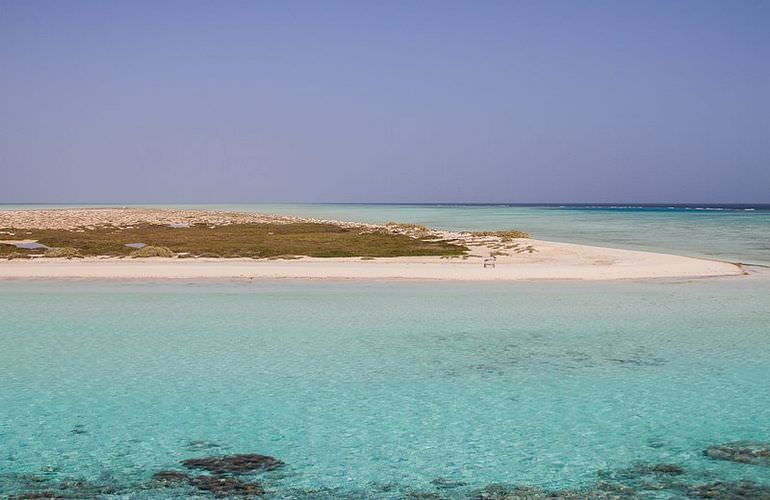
[0,208,743,280]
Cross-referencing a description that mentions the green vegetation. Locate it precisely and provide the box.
[44,247,83,259]
[0,222,467,259]
[130,245,175,258]
[0,244,26,258]
[4,251,31,259]
[469,229,530,240]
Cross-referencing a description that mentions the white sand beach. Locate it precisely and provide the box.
[0,238,742,281]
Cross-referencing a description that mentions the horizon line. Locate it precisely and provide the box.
[2,201,769,207]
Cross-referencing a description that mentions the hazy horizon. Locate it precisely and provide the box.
[2,0,769,204]
[0,200,770,209]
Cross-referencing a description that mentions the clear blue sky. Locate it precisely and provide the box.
[1,0,768,203]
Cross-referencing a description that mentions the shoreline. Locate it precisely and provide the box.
[0,208,745,281]
[0,238,743,281]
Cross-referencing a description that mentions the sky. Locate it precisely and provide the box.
[1,0,769,204]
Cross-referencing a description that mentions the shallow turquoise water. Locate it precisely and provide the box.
[1,277,769,497]
[1,204,769,497]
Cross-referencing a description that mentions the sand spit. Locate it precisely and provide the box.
[0,208,743,281]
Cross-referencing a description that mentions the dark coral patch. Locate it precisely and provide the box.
[705,442,770,467]
[190,475,264,497]
[646,463,685,475]
[688,480,770,499]
[182,454,284,474]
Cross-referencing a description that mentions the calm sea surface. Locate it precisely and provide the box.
[1,204,769,498]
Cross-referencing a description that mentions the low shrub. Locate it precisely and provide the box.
[44,247,83,259]
[469,230,530,240]
[130,245,175,258]
[5,251,31,260]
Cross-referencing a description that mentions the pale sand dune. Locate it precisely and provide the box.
[0,239,742,281]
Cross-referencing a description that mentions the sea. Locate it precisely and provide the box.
[1,203,768,498]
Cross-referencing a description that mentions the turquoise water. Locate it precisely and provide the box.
[1,204,769,497]
[1,278,769,498]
